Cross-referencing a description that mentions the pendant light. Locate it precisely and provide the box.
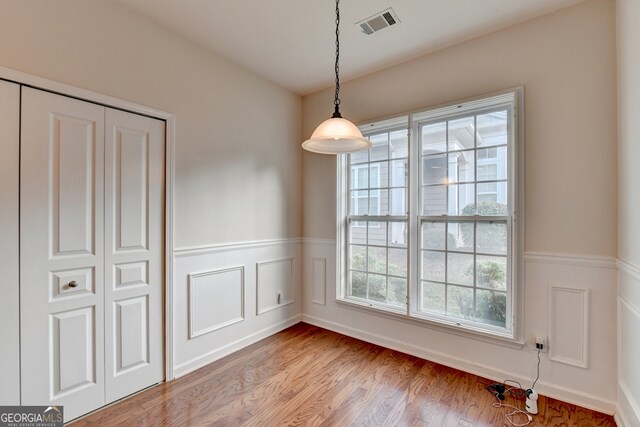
[302,0,371,155]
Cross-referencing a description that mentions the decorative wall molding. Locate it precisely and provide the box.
[617,381,640,427]
[173,238,301,379]
[618,258,640,282]
[256,258,294,315]
[311,258,327,305]
[525,252,617,269]
[174,238,302,258]
[618,261,640,427]
[187,266,245,339]
[548,284,589,368]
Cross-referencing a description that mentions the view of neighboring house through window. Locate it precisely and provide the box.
[339,90,521,338]
[347,126,409,307]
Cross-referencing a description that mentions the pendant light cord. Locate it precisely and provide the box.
[332,0,342,118]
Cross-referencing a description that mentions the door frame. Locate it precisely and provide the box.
[0,65,176,382]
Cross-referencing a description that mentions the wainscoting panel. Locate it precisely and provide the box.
[311,257,327,305]
[173,239,302,377]
[548,284,589,368]
[188,267,244,339]
[618,260,640,427]
[303,239,617,414]
[256,258,294,315]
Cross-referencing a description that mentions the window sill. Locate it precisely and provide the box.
[335,298,525,350]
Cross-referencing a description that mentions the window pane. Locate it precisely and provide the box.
[423,154,447,185]
[388,248,407,277]
[422,122,446,154]
[390,188,406,215]
[448,183,475,215]
[349,221,366,245]
[477,164,497,181]
[477,221,507,255]
[422,221,446,250]
[422,185,447,215]
[370,163,384,188]
[448,117,475,152]
[476,290,507,328]
[368,274,387,302]
[448,150,475,183]
[375,189,388,215]
[390,159,408,187]
[389,278,407,307]
[350,190,367,215]
[350,271,367,298]
[351,166,368,189]
[389,221,408,247]
[368,222,386,246]
[390,130,408,159]
[448,221,474,252]
[476,255,507,290]
[476,182,507,213]
[370,134,389,161]
[447,252,474,286]
[421,281,445,314]
[477,111,507,148]
[447,285,474,320]
[350,149,368,164]
[368,247,386,274]
[350,245,367,271]
[422,251,445,282]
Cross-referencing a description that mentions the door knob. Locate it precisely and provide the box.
[68,280,78,288]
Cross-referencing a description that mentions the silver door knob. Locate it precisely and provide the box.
[68,281,78,288]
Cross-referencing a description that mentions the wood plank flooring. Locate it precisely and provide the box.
[71,323,615,426]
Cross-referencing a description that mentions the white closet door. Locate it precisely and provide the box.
[104,108,164,402]
[20,88,106,421]
[0,80,20,405]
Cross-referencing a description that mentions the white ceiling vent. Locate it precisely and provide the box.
[356,8,399,35]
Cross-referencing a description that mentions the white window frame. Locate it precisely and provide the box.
[336,88,524,344]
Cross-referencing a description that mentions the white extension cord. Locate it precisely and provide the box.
[492,390,533,427]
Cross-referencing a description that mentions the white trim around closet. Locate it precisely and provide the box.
[0,65,176,382]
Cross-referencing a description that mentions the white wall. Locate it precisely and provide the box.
[0,0,302,396]
[616,0,640,425]
[0,0,302,248]
[302,0,618,414]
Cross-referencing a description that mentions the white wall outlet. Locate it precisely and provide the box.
[535,336,546,351]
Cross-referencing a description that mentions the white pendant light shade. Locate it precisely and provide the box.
[302,117,371,154]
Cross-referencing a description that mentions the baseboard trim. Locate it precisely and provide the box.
[301,314,616,416]
[173,314,302,378]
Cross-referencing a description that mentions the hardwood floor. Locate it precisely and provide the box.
[71,323,615,426]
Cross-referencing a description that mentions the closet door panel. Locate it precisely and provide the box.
[20,87,105,421]
[0,80,20,405]
[104,108,164,403]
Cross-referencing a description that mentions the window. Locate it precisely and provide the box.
[338,90,523,339]
[346,127,409,307]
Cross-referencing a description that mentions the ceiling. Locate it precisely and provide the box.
[116,0,586,95]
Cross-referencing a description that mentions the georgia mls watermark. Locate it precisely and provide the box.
[0,406,63,427]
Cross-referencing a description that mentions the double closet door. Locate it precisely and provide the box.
[20,88,164,421]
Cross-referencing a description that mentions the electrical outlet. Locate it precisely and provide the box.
[535,336,545,351]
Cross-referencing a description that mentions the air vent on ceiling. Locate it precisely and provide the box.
[356,8,399,36]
